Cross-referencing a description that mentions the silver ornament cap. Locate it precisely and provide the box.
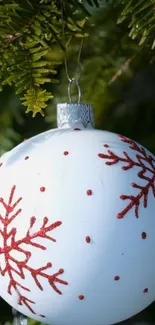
[57,103,94,129]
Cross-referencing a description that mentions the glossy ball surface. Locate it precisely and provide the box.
[0,127,155,325]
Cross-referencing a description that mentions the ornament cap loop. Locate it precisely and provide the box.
[57,103,94,129]
[68,78,81,104]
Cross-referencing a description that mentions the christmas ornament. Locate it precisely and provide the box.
[0,97,155,325]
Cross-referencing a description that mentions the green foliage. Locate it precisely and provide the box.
[0,0,155,119]
[22,88,53,116]
[0,0,99,116]
[0,0,154,119]
[28,318,45,325]
[117,0,155,48]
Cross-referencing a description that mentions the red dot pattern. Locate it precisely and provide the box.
[78,295,84,300]
[63,151,69,156]
[141,232,147,239]
[25,156,29,160]
[35,145,149,302]
[40,186,46,192]
[74,128,81,131]
[86,189,93,196]
[114,276,120,281]
[85,236,91,243]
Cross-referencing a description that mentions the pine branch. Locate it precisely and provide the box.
[116,0,155,48]
[0,0,99,116]
[22,88,53,116]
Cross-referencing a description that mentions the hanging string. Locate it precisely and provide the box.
[60,0,84,103]
[64,38,83,84]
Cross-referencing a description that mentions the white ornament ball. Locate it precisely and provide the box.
[0,103,155,325]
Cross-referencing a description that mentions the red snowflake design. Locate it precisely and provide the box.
[0,185,68,316]
[98,135,155,219]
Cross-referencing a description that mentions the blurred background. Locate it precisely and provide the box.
[0,0,155,324]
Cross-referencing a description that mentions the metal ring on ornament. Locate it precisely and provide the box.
[68,78,81,104]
